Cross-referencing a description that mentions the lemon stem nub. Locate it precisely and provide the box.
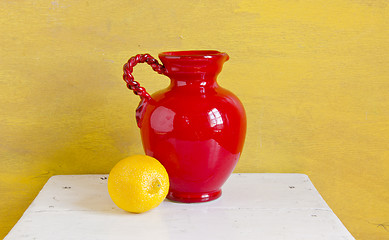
[148,179,162,194]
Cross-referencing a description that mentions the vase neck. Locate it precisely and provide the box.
[169,76,218,89]
[159,50,229,88]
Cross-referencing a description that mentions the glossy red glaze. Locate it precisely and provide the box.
[123,50,246,203]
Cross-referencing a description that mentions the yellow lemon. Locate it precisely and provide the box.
[108,155,169,213]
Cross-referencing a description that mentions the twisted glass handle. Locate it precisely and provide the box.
[122,54,166,100]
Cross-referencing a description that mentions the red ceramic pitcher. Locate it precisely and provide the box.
[122,50,246,203]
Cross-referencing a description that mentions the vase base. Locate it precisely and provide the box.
[167,189,222,203]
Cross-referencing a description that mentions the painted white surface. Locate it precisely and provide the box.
[5,173,355,240]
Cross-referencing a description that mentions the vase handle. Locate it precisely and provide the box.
[123,54,166,100]
[123,54,166,128]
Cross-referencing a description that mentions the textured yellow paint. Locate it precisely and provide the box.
[0,0,388,239]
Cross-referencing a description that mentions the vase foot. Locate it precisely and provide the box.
[167,189,222,203]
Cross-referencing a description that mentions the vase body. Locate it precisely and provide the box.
[124,50,246,203]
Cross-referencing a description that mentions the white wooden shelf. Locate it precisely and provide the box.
[5,173,355,240]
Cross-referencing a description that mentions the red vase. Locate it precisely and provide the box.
[122,50,246,203]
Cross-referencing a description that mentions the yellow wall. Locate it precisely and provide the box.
[0,0,388,239]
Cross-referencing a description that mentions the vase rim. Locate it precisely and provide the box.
[159,50,228,59]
